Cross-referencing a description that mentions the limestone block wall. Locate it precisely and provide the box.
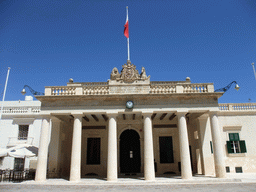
[197,116,215,176]
[218,114,256,173]
[153,123,180,175]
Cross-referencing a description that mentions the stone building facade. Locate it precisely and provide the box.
[1,61,256,182]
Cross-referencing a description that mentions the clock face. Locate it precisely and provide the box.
[126,101,134,109]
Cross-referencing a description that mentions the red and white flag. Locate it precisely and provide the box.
[124,8,129,38]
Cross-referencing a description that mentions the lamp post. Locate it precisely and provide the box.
[214,81,240,93]
[21,85,44,96]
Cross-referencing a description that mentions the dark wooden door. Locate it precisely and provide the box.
[120,129,141,173]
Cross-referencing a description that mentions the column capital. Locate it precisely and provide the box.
[176,111,188,117]
[50,116,61,123]
[208,111,218,116]
[71,113,84,118]
[142,111,153,118]
[107,112,118,118]
[40,114,51,120]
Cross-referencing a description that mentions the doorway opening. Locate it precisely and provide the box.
[120,129,141,173]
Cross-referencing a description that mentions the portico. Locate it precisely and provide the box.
[34,61,226,182]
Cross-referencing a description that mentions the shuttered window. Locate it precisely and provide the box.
[226,133,247,154]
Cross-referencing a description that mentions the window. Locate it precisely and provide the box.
[159,136,174,163]
[235,167,243,173]
[87,138,101,165]
[0,157,3,166]
[226,133,247,154]
[210,141,213,154]
[14,158,25,171]
[18,125,29,140]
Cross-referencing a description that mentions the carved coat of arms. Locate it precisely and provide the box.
[110,60,149,83]
[121,62,139,82]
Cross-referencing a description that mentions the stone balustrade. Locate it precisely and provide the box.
[219,103,256,111]
[183,84,209,93]
[150,82,213,94]
[50,86,76,96]
[45,82,215,96]
[1,106,41,114]
[150,84,176,94]
[82,82,109,95]
[83,86,109,95]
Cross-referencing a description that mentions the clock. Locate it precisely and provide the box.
[126,100,134,109]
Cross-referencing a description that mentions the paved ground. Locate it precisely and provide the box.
[1,174,256,191]
[1,183,256,192]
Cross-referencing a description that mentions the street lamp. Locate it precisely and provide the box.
[21,85,44,96]
[215,81,240,93]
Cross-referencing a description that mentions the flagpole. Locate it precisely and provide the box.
[127,37,130,61]
[0,67,11,120]
[252,62,256,80]
[126,6,130,61]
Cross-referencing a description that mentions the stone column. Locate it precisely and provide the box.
[35,116,51,182]
[177,112,192,179]
[48,117,61,178]
[107,113,118,181]
[70,114,83,182]
[143,113,155,181]
[209,112,226,178]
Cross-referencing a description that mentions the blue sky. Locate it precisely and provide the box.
[0,0,256,103]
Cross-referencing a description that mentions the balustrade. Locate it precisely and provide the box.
[218,104,229,111]
[51,86,76,96]
[232,103,256,110]
[83,86,109,95]
[183,84,208,93]
[219,103,256,111]
[1,106,40,114]
[150,85,176,94]
[47,82,215,96]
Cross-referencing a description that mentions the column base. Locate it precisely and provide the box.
[181,175,193,180]
[144,178,155,181]
[35,179,47,182]
[215,165,226,178]
[107,178,117,182]
[69,180,81,183]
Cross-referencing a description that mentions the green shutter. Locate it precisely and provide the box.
[210,141,213,153]
[226,141,233,153]
[229,133,240,141]
[239,140,247,153]
[234,133,240,141]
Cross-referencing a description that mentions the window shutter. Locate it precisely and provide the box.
[226,141,233,153]
[229,133,240,141]
[239,140,247,153]
[234,133,240,141]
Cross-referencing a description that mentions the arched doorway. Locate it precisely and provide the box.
[120,129,141,173]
